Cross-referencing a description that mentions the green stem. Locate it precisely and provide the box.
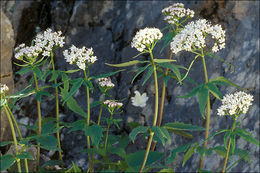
[198,54,211,171]
[104,113,113,151]
[3,105,22,173]
[7,106,29,173]
[50,52,63,165]
[33,71,42,170]
[83,70,93,172]
[222,119,236,173]
[151,50,173,151]
[139,50,159,173]
[98,92,106,125]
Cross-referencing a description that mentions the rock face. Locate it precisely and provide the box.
[1,0,259,172]
[0,10,15,143]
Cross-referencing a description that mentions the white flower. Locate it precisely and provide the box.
[0,83,9,95]
[98,78,115,88]
[170,19,226,54]
[217,91,254,117]
[131,91,149,108]
[131,27,163,52]
[162,3,195,25]
[104,100,123,109]
[14,44,41,60]
[63,45,97,70]
[33,28,65,57]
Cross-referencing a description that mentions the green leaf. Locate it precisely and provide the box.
[0,141,13,147]
[65,161,82,173]
[126,151,163,171]
[68,120,85,133]
[16,66,31,75]
[233,148,250,162]
[163,122,204,131]
[160,31,175,54]
[209,76,242,89]
[235,128,260,147]
[93,69,124,79]
[49,70,59,82]
[129,126,149,142]
[231,134,236,154]
[84,125,103,146]
[206,82,223,100]
[131,64,150,84]
[16,151,34,160]
[62,78,84,104]
[105,60,147,67]
[41,160,62,168]
[178,84,203,98]
[158,63,182,83]
[159,168,174,173]
[36,90,53,102]
[142,66,154,86]
[197,87,209,119]
[109,147,126,158]
[212,146,226,157]
[84,79,94,92]
[198,169,213,173]
[33,67,42,80]
[207,52,235,72]
[182,146,197,166]
[90,101,100,108]
[224,131,231,149]
[0,154,16,171]
[36,135,58,151]
[80,148,106,156]
[171,130,193,138]
[153,59,176,63]
[63,69,81,73]
[166,143,192,164]
[151,126,171,146]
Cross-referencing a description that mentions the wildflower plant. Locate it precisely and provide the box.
[1,2,259,173]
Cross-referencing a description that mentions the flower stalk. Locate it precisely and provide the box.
[104,113,113,151]
[98,92,106,125]
[139,49,159,173]
[222,118,236,173]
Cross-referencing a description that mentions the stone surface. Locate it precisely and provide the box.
[0,0,259,172]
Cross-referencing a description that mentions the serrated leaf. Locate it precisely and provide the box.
[159,168,174,173]
[41,160,62,168]
[105,60,147,67]
[65,161,82,173]
[84,79,94,92]
[235,128,260,147]
[129,126,149,142]
[16,151,34,160]
[151,126,171,146]
[0,154,16,171]
[212,146,226,157]
[197,87,209,119]
[160,31,175,53]
[68,120,85,133]
[62,78,83,104]
[206,82,223,100]
[224,131,231,149]
[231,134,236,154]
[64,69,81,73]
[109,147,126,158]
[171,130,193,138]
[36,90,53,102]
[49,70,59,82]
[84,125,103,146]
[93,69,124,79]
[166,143,192,164]
[153,59,176,63]
[37,135,58,151]
[178,84,203,98]
[182,146,196,166]
[142,66,154,86]
[131,64,150,84]
[209,76,242,89]
[233,148,250,162]
[158,63,182,83]
[0,141,13,147]
[33,67,42,80]
[163,122,204,131]
[16,66,31,75]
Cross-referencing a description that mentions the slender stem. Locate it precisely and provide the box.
[3,105,22,173]
[7,106,29,173]
[139,50,159,173]
[104,113,113,151]
[33,72,42,170]
[198,54,211,171]
[151,50,173,151]
[83,70,93,172]
[98,92,106,125]
[50,53,63,165]
[222,119,236,173]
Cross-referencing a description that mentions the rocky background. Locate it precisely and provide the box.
[1,0,259,172]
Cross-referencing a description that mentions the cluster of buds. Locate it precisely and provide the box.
[14,28,65,60]
[131,27,163,52]
[63,45,97,70]
[162,3,194,25]
[217,91,254,118]
[0,83,9,95]
[170,19,226,54]
[104,100,123,113]
[98,77,115,90]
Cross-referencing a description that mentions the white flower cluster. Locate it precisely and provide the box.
[33,28,65,56]
[162,3,194,25]
[104,100,123,109]
[217,91,254,117]
[170,19,226,54]
[131,91,149,108]
[98,78,115,88]
[63,45,97,70]
[0,83,9,95]
[14,28,65,60]
[131,27,163,52]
